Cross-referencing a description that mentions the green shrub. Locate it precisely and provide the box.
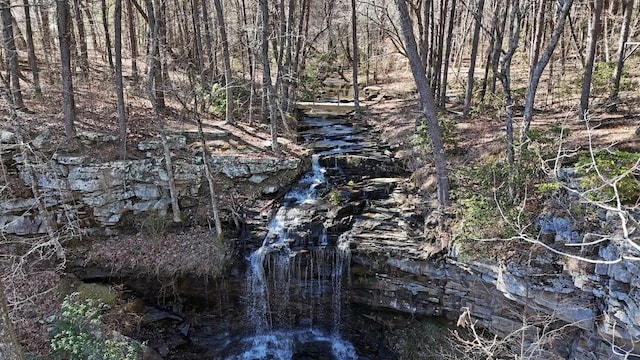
[202,82,227,116]
[415,115,458,154]
[590,61,615,96]
[50,292,142,360]
[328,188,341,206]
[576,149,640,204]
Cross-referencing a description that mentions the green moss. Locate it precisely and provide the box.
[76,283,118,307]
[576,149,640,205]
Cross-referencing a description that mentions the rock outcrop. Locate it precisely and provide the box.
[337,177,640,359]
[0,131,307,235]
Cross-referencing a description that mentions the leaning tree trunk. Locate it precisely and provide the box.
[56,0,77,147]
[611,0,634,103]
[1,0,25,109]
[193,94,223,239]
[397,0,449,208]
[520,0,573,149]
[579,0,604,121]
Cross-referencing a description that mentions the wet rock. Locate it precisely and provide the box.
[292,340,335,360]
[144,308,184,323]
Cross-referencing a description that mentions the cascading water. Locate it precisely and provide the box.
[233,117,361,359]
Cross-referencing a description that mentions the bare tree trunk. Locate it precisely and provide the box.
[73,0,89,76]
[498,0,524,166]
[462,0,485,117]
[193,95,222,239]
[144,0,181,223]
[114,0,126,155]
[520,0,573,148]
[56,0,77,147]
[200,0,213,80]
[213,0,234,124]
[191,0,203,75]
[351,0,360,114]
[261,0,279,154]
[432,0,447,101]
[397,0,449,208]
[439,0,456,108]
[10,13,26,49]
[22,0,42,98]
[579,0,603,121]
[37,0,52,54]
[126,0,138,82]
[100,0,114,70]
[1,0,25,109]
[155,0,165,110]
[529,0,547,75]
[0,281,22,360]
[80,1,99,55]
[611,0,634,103]
[281,0,295,112]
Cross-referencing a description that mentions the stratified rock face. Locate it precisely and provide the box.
[340,179,640,359]
[1,133,306,234]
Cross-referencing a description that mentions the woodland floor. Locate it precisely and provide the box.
[2,56,640,356]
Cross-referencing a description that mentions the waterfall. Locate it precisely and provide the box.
[238,133,358,359]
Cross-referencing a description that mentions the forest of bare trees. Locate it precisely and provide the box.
[0,0,635,205]
[2,0,640,356]
[0,0,634,144]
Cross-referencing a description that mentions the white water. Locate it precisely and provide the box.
[240,140,357,359]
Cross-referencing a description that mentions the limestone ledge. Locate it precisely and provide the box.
[1,153,304,234]
[338,180,640,359]
[349,232,640,359]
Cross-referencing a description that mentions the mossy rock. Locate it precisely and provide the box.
[59,277,118,307]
